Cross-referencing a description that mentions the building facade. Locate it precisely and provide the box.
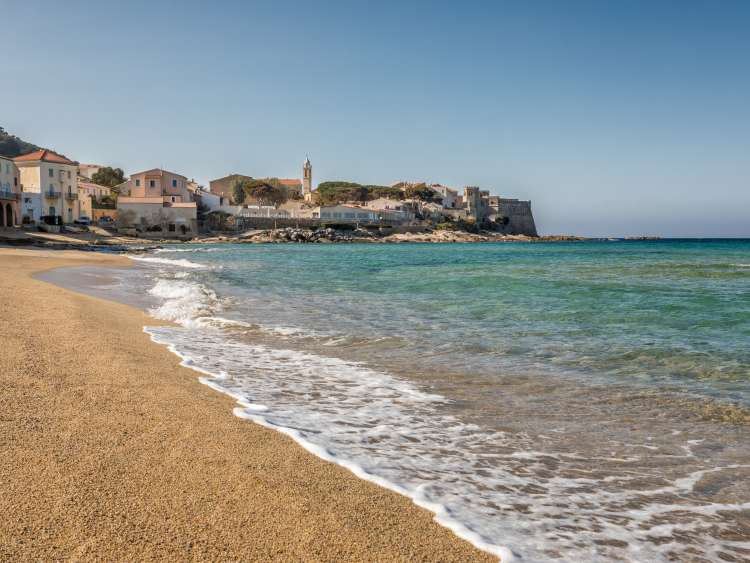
[78,163,103,180]
[78,181,114,221]
[14,150,80,224]
[209,174,253,202]
[116,168,197,236]
[0,155,21,227]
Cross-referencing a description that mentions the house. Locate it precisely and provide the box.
[302,204,379,223]
[0,155,21,227]
[116,168,197,236]
[364,198,416,223]
[78,181,115,222]
[430,184,460,209]
[78,163,103,180]
[14,149,81,224]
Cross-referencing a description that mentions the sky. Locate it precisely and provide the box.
[2,0,748,237]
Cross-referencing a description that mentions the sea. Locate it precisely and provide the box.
[41,239,750,562]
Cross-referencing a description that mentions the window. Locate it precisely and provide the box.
[168,223,176,232]
[67,171,71,179]
[172,179,177,188]
[49,169,54,177]
[149,180,155,188]
[135,179,141,187]
[171,196,176,202]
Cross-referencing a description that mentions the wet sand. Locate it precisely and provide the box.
[0,248,494,561]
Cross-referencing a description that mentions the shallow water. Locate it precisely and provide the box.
[41,240,750,561]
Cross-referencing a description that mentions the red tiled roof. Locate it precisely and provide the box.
[14,149,77,165]
[278,178,302,186]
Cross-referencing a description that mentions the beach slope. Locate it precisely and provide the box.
[0,249,494,561]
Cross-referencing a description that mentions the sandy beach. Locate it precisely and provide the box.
[0,248,493,562]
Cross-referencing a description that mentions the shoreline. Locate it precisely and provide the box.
[0,225,586,251]
[0,248,496,561]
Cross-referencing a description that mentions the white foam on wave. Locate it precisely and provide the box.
[144,325,513,561]
[154,247,220,254]
[131,259,750,562]
[147,278,223,326]
[140,320,750,562]
[128,255,206,269]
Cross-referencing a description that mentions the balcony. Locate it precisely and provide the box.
[0,190,18,201]
[64,192,78,200]
[44,190,62,199]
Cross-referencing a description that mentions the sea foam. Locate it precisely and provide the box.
[124,244,750,562]
[128,255,206,269]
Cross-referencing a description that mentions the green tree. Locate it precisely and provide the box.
[248,183,286,206]
[347,186,370,203]
[91,167,126,188]
[405,185,441,203]
[231,178,249,204]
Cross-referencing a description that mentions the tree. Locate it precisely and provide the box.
[0,126,42,158]
[231,178,248,204]
[347,186,370,203]
[405,185,441,203]
[248,183,286,206]
[91,167,126,188]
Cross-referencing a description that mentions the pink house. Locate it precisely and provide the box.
[117,168,197,237]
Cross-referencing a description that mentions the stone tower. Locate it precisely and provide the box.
[303,156,312,201]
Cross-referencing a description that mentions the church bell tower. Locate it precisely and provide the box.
[303,156,312,201]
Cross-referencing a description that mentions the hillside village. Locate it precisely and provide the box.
[0,127,538,241]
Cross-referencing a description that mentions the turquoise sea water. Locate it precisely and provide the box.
[46,240,750,561]
[176,239,750,403]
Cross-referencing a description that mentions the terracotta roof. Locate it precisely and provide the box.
[278,178,302,185]
[14,149,77,165]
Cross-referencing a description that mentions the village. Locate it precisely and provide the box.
[0,145,539,243]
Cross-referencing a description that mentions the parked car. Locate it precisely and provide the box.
[74,216,91,226]
[98,215,114,225]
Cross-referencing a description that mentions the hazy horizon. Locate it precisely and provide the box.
[3,0,748,237]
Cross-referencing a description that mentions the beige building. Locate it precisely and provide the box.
[78,181,114,221]
[117,168,197,236]
[14,150,80,224]
[0,155,21,227]
[78,163,103,180]
[302,204,379,223]
[430,184,460,209]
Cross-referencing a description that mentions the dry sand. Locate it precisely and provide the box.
[0,248,495,562]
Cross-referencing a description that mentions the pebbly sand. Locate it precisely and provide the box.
[0,248,494,561]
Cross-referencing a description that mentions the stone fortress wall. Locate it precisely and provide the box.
[495,198,538,237]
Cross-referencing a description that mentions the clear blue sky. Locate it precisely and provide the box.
[3,0,748,236]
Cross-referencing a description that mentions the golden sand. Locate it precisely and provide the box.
[0,248,493,561]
